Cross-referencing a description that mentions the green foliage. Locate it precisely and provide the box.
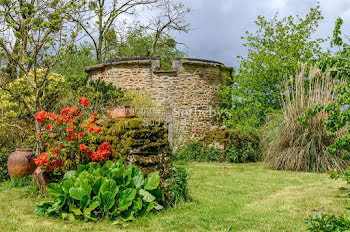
[54,44,125,115]
[167,165,190,206]
[111,27,185,60]
[0,70,67,122]
[55,43,97,91]
[176,137,260,164]
[0,151,9,182]
[220,5,326,129]
[36,160,163,222]
[319,17,350,79]
[305,213,350,232]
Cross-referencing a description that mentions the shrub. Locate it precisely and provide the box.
[167,165,190,206]
[35,160,163,222]
[0,150,9,182]
[175,128,261,163]
[34,97,112,179]
[261,64,349,172]
[305,213,350,232]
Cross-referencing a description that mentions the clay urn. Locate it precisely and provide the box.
[33,167,51,192]
[7,148,37,178]
[107,106,135,119]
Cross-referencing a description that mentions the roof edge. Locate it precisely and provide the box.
[85,57,230,72]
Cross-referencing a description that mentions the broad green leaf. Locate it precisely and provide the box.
[104,160,115,169]
[123,168,132,186]
[61,212,75,221]
[47,197,66,214]
[62,179,74,194]
[132,173,144,189]
[111,167,123,179]
[118,199,132,211]
[120,188,136,202]
[93,177,105,195]
[145,202,154,212]
[46,183,64,197]
[69,204,82,216]
[35,202,52,216]
[101,192,115,211]
[121,208,135,221]
[144,172,160,190]
[69,187,88,201]
[139,189,155,202]
[154,203,163,210]
[83,201,100,220]
[133,197,143,211]
[79,195,90,209]
[64,170,76,179]
[100,179,118,196]
[77,164,88,174]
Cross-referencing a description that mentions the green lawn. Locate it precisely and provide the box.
[0,162,348,232]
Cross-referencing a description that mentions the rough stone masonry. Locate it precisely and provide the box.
[85,57,232,148]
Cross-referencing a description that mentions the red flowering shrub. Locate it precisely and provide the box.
[79,97,89,107]
[35,110,47,123]
[34,97,111,175]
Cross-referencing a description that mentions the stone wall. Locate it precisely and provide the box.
[85,57,232,147]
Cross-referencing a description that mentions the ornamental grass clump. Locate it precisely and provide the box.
[261,63,349,172]
[35,160,163,222]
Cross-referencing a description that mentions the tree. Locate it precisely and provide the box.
[69,0,190,62]
[220,5,326,130]
[69,0,158,63]
[145,0,190,57]
[109,26,185,59]
[0,0,78,152]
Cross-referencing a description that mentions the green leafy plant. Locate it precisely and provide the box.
[305,213,350,232]
[168,166,190,206]
[35,160,163,222]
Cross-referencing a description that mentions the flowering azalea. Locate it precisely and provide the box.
[78,132,84,138]
[79,97,89,107]
[34,97,109,174]
[93,126,102,134]
[79,144,88,152]
[46,124,54,130]
[67,126,74,134]
[35,110,47,123]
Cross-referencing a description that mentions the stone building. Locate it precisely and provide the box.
[85,57,232,148]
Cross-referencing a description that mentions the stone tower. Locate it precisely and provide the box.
[85,57,232,148]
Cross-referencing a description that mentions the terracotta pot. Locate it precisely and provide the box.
[33,167,51,192]
[107,106,135,119]
[7,148,37,178]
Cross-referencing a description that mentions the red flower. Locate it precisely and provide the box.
[79,144,88,152]
[35,110,47,123]
[79,97,89,107]
[35,152,48,166]
[78,132,84,138]
[86,122,94,133]
[66,135,77,141]
[67,126,74,135]
[46,124,54,130]
[93,126,102,134]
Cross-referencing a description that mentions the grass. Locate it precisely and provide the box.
[0,162,348,232]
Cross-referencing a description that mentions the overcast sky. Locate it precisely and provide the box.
[171,0,350,67]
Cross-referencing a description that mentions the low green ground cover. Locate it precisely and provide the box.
[0,162,348,232]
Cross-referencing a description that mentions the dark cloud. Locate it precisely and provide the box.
[173,0,350,67]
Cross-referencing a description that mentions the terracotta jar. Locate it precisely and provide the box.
[7,148,37,178]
